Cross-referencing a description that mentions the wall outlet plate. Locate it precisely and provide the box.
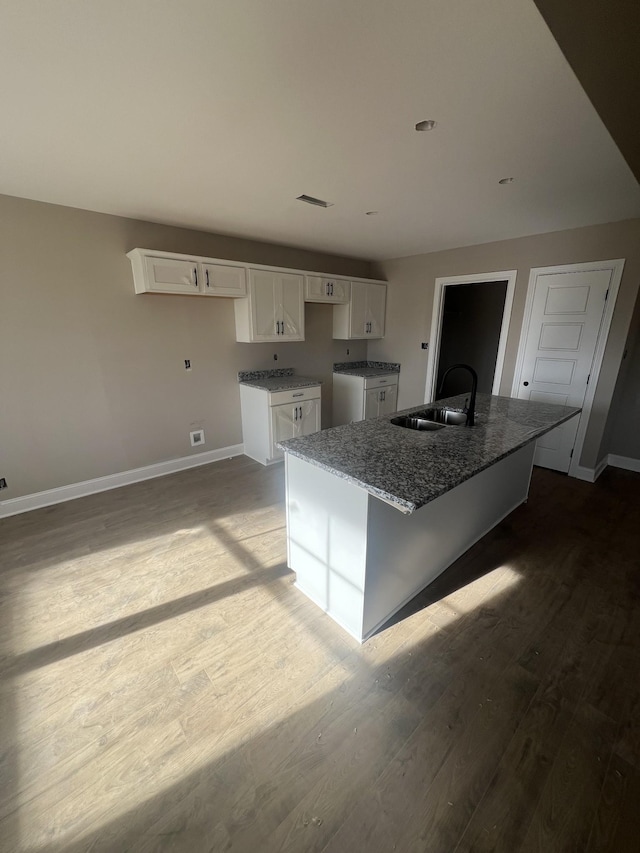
[189,430,205,447]
[0,477,7,489]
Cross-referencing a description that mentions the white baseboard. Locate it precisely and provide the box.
[572,464,600,483]
[0,444,244,519]
[608,454,640,473]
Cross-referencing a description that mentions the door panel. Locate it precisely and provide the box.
[366,284,386,337]
[378,384,398,416]
[145,257,198,294]
[280,274,304,339]
[364,388,380,419]
[270,404,296,460]
[350,282,368,337]
[251,271,278,340]
[299,399,321,437]
[516,268,611,472]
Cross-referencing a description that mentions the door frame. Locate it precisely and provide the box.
[424,270,517,403]
[510,259,625,479]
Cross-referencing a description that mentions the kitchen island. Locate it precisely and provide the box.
[279,393,580,642]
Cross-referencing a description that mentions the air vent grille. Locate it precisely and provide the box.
[296,194,334,208]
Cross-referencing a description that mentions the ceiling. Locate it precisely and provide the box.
[533,0,640,184]
[1,0,639,261]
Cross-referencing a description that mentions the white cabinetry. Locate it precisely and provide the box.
[127,248,246,297]
[333,281,386,339]
[305,276,350,304]
[235,270,305,342]
[240,384,321,465]
[332,373,399,425]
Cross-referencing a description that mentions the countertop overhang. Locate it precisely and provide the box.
[278,394,581,514]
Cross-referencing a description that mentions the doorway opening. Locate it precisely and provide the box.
[424,270,517,404]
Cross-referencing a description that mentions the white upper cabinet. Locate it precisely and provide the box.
[143,256,199,294]
[235,269,305,342]
[201,263,247,296]
[333,281,386,339]
[127,248,247,297]
[305,275,350,304]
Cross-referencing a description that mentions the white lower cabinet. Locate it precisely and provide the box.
[333,373,398,425]
[240,383,321,465]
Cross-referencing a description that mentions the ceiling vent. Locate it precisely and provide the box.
[296,194,334,208]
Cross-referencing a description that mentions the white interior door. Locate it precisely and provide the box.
[513,267,612,472]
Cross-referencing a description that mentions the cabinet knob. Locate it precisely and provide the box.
[523,381,529,386]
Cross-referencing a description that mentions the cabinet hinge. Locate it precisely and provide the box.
[605,288,609,301]
[570,449,574,459]
[586,373,590,385]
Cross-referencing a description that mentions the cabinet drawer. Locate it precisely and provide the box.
[363,374,398,390]
[268,385,321,407]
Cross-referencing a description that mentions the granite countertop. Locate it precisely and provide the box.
[333,360,400,378]
[238,368,322,392]
[278,394,581,514]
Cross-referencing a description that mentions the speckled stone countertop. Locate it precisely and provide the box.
[333,360,400,377]
[238,368,322,392]
[279,394,580,514]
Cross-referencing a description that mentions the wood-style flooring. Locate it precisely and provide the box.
[1,456,639,852]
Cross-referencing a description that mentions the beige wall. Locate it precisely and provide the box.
[0,195,372,500]
[600,288,640,460]
[369,218,640,469]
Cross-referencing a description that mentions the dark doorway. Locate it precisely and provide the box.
[436,280,509,399]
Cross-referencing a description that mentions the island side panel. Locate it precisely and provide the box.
[361,443,536,640]
[285,454,369,641]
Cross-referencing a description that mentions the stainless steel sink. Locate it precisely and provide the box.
[390,407,468,431]
[390,415,445,431]
[418,407,468,426]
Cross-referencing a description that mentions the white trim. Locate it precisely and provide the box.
[0,443,244,519]
[608,454,640,473]
[510,259,625,480]
[572,455,609,483]
[424,270,517,404]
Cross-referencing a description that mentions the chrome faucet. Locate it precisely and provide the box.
[437,363,478,426]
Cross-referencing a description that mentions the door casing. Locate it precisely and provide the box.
[424,270,517,403]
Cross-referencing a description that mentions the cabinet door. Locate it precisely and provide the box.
[349,282,369,338]
[202,263,246,297]
[378,384,398,416]
[305,276,349,304]
[298,398,321,437]
[305,276,328,301]
[330,279,349,303]
[270,403,296,460]
[364,388,381,419]
[279,274,305,340]
[144,256,199,294]
[250,271,279,340]
[366,284,386,337]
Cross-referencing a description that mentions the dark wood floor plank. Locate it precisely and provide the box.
[517,701,617,853]
[0,462,638,852]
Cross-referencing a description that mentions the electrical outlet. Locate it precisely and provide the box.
[273,353,278,361]
[346,348,350,356]
[190,429,205,447]
[421,342,429,350]
[0,477,7,489]
[184,359,191,370]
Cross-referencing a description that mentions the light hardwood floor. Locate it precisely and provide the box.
[1,456,639,852]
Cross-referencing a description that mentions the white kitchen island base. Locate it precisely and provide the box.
[285,444,535,642]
